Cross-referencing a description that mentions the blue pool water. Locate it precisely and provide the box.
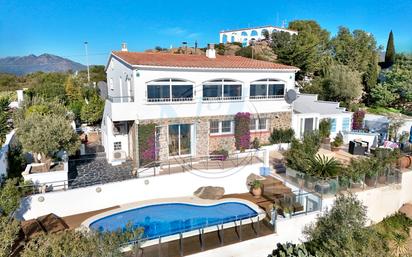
[90,202,258,239]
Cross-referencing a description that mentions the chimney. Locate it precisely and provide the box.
[206,43,216,58]
[121,42,128,52]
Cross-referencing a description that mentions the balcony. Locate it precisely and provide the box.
[108,96,134,103]
[147,97,193,103]
[249,94,284,100]
[202,96,243,102]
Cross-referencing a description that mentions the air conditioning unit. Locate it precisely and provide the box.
[112,150,127,161]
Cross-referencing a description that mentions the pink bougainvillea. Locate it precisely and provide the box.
[352,110,365,131]
[235,112,251,151]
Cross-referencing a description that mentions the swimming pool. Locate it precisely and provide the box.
[89,202,259,239]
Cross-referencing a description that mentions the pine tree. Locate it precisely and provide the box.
[385,30,395,67]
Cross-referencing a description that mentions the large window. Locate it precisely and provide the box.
[210,120,234,135]
[342,117,351,132]
[250,79,285,99]
[203,79,242,101]
[147,79,193,102]
[250,118,267,131]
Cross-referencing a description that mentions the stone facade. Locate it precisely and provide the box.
[137,111,292,161]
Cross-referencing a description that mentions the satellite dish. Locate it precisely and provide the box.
[285,89,297,104]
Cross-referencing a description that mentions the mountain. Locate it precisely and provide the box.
[0,54,86,75]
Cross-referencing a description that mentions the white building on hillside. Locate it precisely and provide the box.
[219,25,298,46]
[292,94,353,139]
[102,44,298,165]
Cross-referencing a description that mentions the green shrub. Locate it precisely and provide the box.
[284,131,321,173]
[319,119,331,138]
[331,134,343,147]
[269,128,295,144]
[252,137,260,149]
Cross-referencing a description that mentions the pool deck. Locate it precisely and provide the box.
[125,220,274,257]
[62,206,120,229]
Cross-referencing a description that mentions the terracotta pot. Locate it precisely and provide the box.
[351,181,363,188]
[378,175,386,184]
[252,187,262,198]
[398,156,412,169]
[365,176,377,187]
[322,138,331,144]
[331,146,340,152]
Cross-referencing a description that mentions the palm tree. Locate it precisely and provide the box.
[309,154,342,178]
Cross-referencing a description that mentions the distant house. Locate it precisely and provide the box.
[219,25,298,47]
[101,43,299,165]
[292,94,353,139]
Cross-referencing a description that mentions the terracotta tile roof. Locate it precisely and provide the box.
[112,51,298,70]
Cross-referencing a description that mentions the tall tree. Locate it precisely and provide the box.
[271,20,330,80]
[304,194,387,257]
[16,113,80,170]
[385,30,396,67]
[317,64,363,104]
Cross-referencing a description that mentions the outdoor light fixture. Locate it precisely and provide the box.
[96,187,102,193]
[38,196,45,202]
[144,179,150,185]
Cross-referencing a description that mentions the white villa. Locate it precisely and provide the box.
[292,94,353,139]
[101,43,299,165]
[219,25,298,46]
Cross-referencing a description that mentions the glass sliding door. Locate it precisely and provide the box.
[179,124,191,155]
[168,124,192,156]
[168,125,180,156]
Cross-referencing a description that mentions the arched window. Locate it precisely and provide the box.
[250,30,258,37]
[250,79,285,99]
[242,38,248,47]
[222,34,228,43]
[202,79,242,101]
[261,29,269,37]
[241,31,248,37]
[231,35,235,43]
[147,78,193,102]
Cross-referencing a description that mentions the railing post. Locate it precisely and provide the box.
[305,196,308,215]
[179,233,183,257]
[158,237,162,257]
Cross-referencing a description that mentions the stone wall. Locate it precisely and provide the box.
[138,111,292,160]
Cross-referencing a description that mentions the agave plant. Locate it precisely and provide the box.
[309,154,342,178]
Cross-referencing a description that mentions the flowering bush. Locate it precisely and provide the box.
[235,112,251,151]
[352,110,365,131]
[138,123,157,166]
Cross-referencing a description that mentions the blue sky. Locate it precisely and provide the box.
[0,0,411,65]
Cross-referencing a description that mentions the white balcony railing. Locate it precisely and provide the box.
[202,96,242,102]
[147,97,193,103]
[249,95,284,100]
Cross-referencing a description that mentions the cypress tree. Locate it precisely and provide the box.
[385,30,395,67]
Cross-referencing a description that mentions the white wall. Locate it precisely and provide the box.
[106,56,296,122]
[17,163,263,220]
[188,170,412,257]
[219,26,298,44]
[320,113,352,139]
[0,130,16,180]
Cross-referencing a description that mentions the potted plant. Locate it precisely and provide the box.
[319,119,332,144]
[346,158,366,188]
[283,206,293,219]
[331,134,344,152]
[365,157,383,187]
[210,149,229,161]
[249,179,263,198]
[252,137,260,150]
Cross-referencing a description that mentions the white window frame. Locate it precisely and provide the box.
[109,78,114,91]
[250,118,268,132]
[209,120,234,135]
[146,78,194,103]
[202,79,243,102]
[250,79,285,100]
